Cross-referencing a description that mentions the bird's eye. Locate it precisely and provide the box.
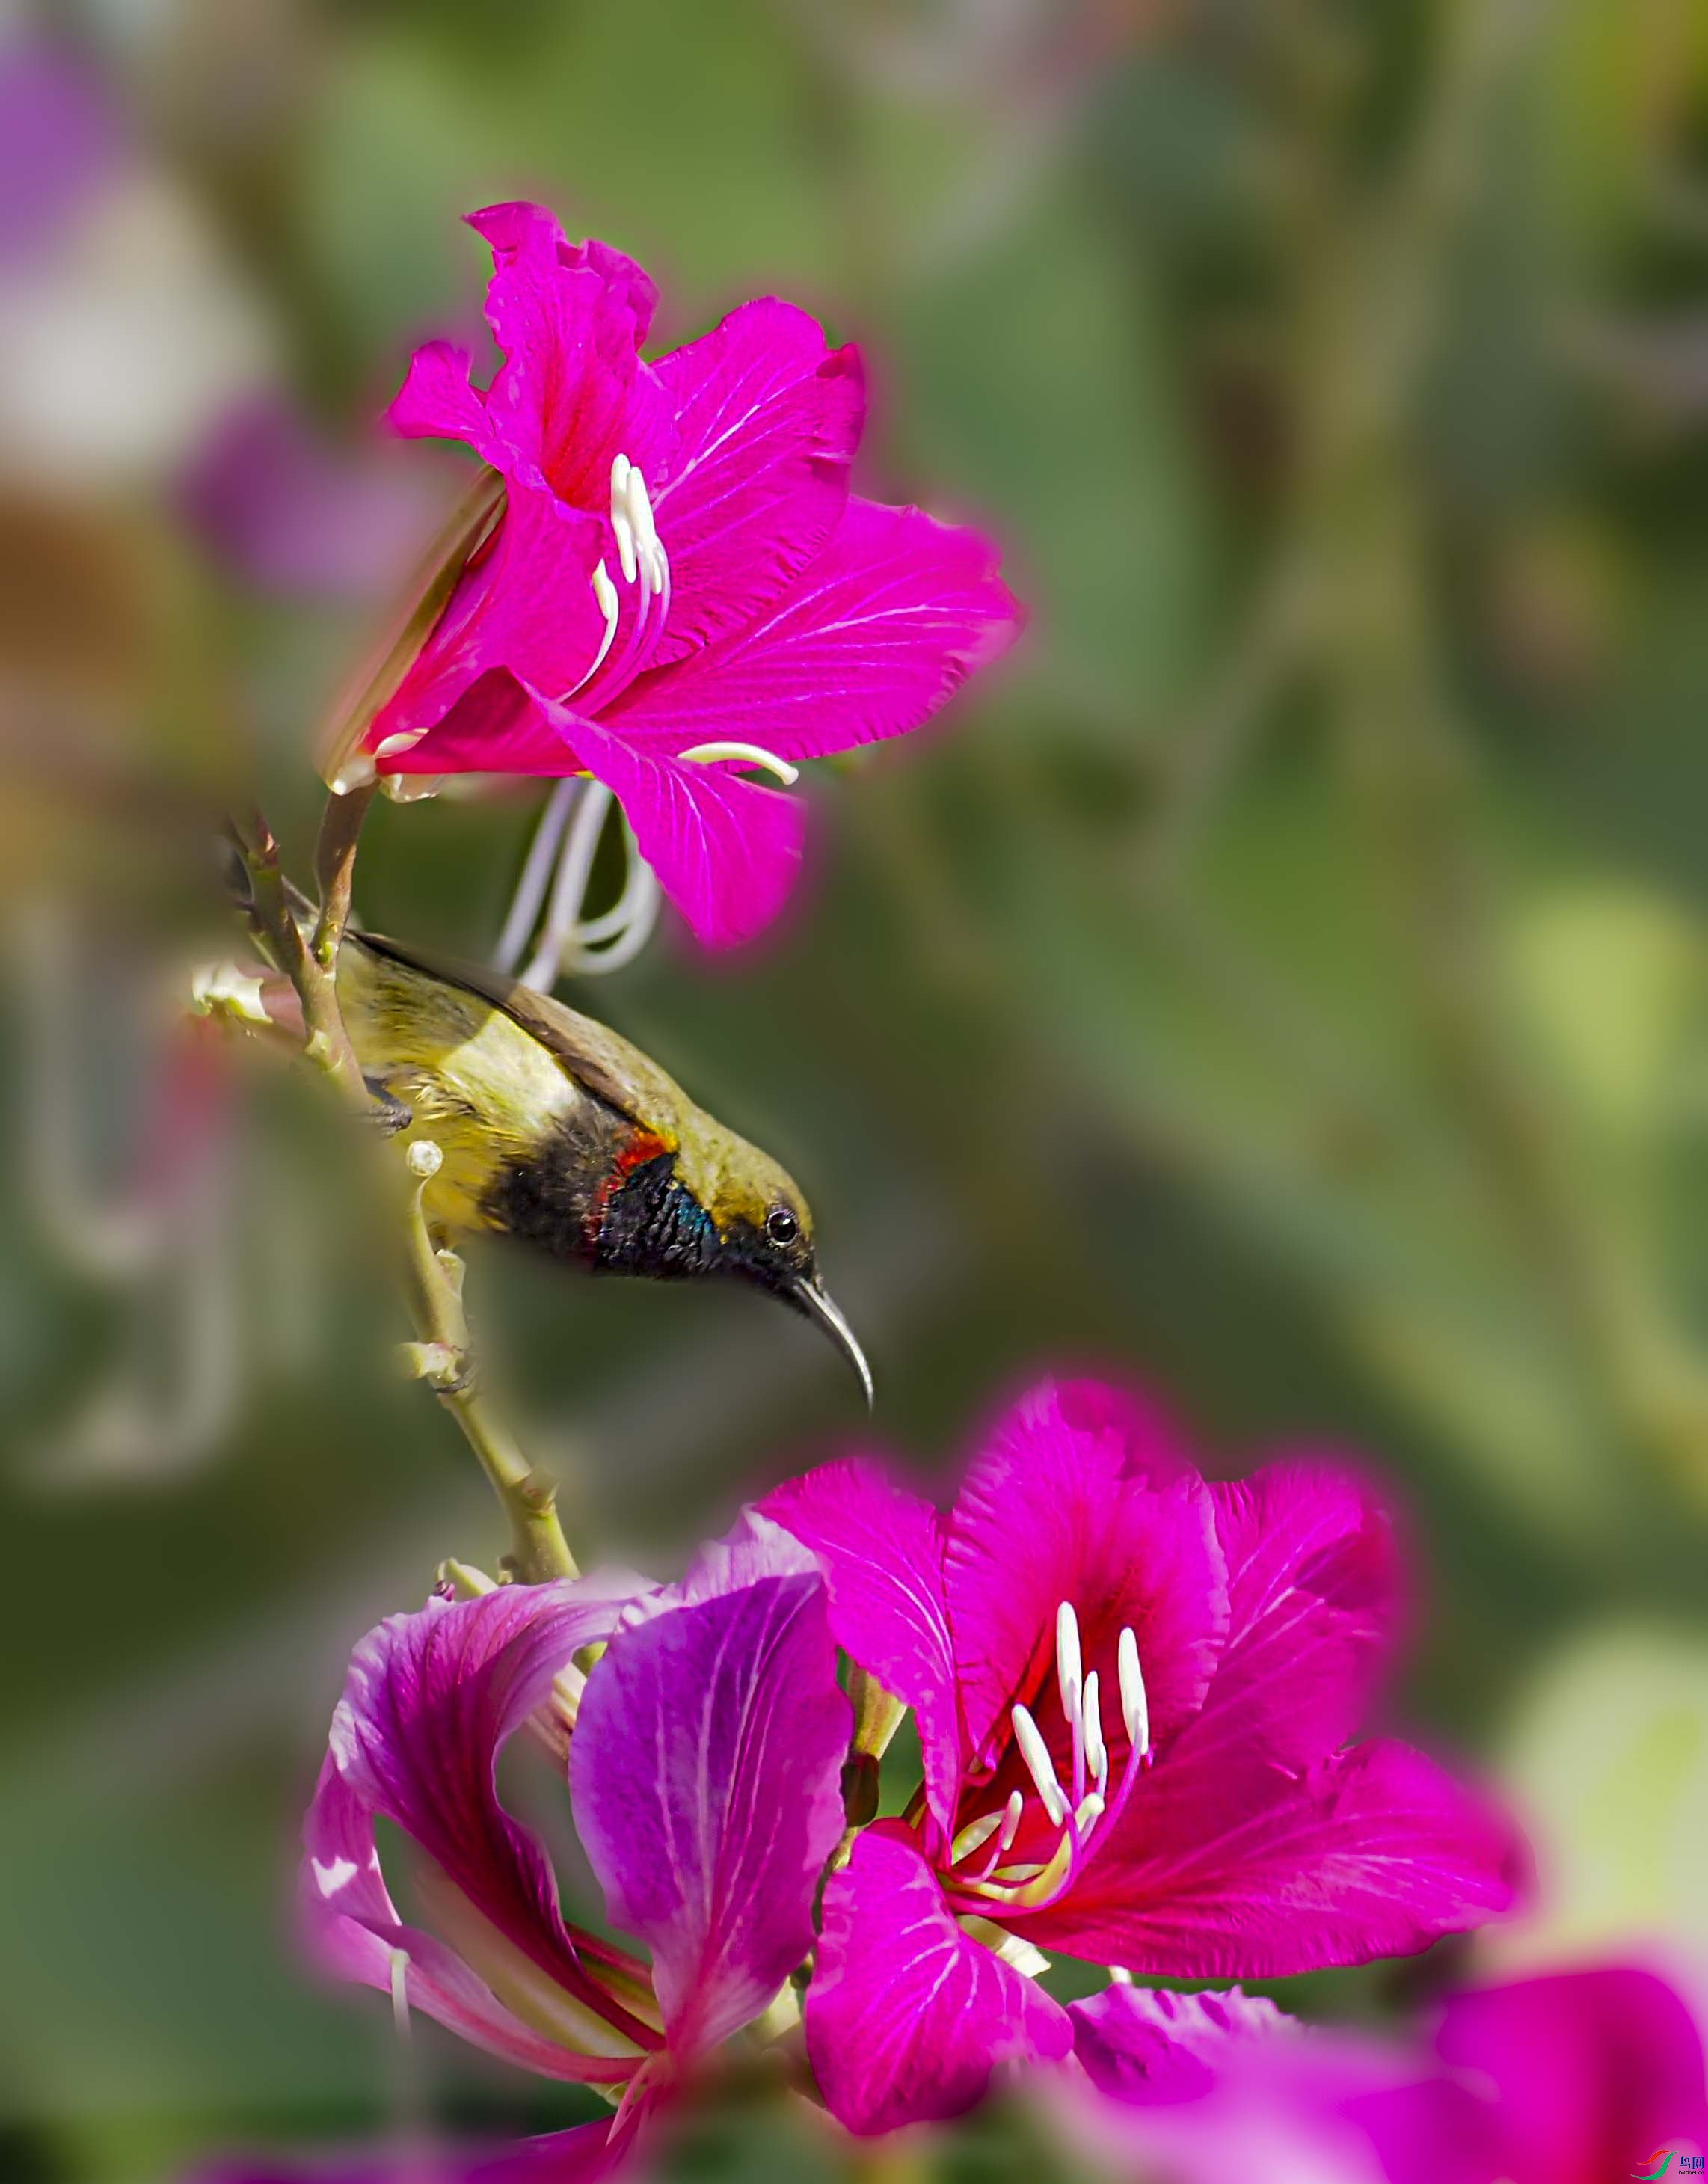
[765,1204,801,1247]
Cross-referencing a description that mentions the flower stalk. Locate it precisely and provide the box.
[226,787,578,1583]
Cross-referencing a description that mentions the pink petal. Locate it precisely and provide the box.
[806,1825,1072,2136]
[761,1458,963,1835]
[374,487,609,758]
[465,201,671,509]
[565,712,806,948]
[203,2114,637,2184]
[319,1575,660,2049]
[1016,1735,1522,1977]
[1192,1461,1404,1776]
[602,497,1022,764]
[570,1527,851,2063]
[944,1378,1229,1776]
[1426,1967,1708,2184]
[1069,1984,1293,2107]
[648,298,864,666]
[387,341,503,458]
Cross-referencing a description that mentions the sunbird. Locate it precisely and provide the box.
[264,903,871,1402]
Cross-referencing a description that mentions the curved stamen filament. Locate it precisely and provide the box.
[678,740,799,785]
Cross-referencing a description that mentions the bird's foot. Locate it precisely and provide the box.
[363,1076,415,1135]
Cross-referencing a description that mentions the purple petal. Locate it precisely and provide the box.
[0,41,126,270]
[761,1458,963,1835]
[648,298,864,666]
[603,497,1022,764]
[465,202,670,510]
[201,2114,636,2184]
[1019,1735,1521,1976]
[806,1825,1072,2136]
[322,1575,660,2049]
[1426,1967,1708,2184]
[1194,1461,1403,1776]
[301,1758,631,2085]
[570,1543,851,2061]
[1069,1984,1292,2106]
[944,1378,1229,1776]
[564,712,806,948]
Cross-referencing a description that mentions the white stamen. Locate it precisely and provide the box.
[625,465,658,559]
[678,740,799,785]
[1056,1600,1083,1724]
[609,455,638,585]
[998,1788,1024,1852]
[373,730,426,761]
[1074,1791,1105,1834]
[1118,1625,1149,1755]
[1010,1702,1066,1828]
[1082,1669,1106,1786]
[389,1946,412,2041]
[951,1809,1007,1863]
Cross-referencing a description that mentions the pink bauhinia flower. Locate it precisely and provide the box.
[330,200,1022,950]
[763,1378,1523,2136]
[1061,1963,1708,2184]
[293,1515,851,2181]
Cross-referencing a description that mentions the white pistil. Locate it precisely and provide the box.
[1082,1668,1107,1788]
[1056,1600,1083,1724]
[1010,1701,1066,1828]
[678,740,800,785]
[998,1788,1024,1851]
[1118,1625,1149,1757]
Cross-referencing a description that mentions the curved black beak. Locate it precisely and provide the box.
[790,1277,874,1410]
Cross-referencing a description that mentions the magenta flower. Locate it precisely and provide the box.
[763,1378,1521,2135]
[345,200,1022,948]
[1063,1963,1708,2184]
[301,1515,850,2180]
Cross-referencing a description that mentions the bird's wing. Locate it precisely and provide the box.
[353,930,687,1140]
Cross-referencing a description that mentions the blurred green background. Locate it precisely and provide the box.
[3,0,1708,2177]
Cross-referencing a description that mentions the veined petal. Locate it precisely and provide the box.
[386,340,520,479]
[805,1825,1072,2136]
[944,1378,1228,1776]
[602,497,1022,764]
[562,711,806,948]
[648,298,864,666]
[571,1527,851,2063]
[1015,1736,1522,1977]
[301,1759,633,2085]
[761,1458,963,1835]
[322,1575,659,2046]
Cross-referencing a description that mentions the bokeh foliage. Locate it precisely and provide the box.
[3,0,1707,2177]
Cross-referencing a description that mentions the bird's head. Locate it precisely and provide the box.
[592,1123,873,1406]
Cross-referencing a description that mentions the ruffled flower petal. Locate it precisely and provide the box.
[806,1826,1072,2136]
[761,1458,962,1837]
[944,1378,1229,1774]
[1069,1984,1292,2106]
[570,1518,851,2061]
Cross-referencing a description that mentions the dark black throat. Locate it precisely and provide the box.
[590,1149,722,1280]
